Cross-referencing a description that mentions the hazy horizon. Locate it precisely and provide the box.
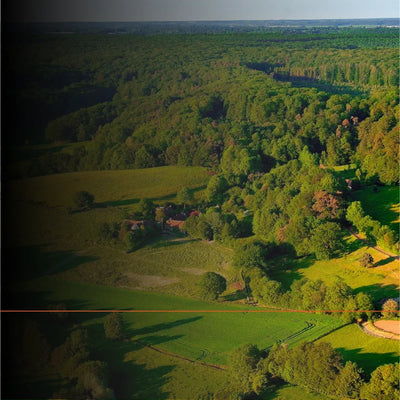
[5,0,399,23]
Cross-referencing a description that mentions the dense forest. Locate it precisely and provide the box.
[6,28,398,187]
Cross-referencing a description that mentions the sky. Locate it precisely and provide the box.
[6,0,399,22]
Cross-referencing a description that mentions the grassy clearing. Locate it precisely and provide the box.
[12,278,343,366]
[263,385,329,400]
[351,185,399,231]
[7,166,209,209]
[328,164,357,181]
[56,236,234,297]
[7,202,234,295]
[316,323,400,376]
[269,235,399,301]
[6,166,215,295]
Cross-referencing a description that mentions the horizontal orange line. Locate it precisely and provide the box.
[0,309,385,313]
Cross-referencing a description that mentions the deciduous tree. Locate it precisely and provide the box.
[199,272,226,300]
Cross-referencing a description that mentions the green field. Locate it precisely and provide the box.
[263,385,329,400]
[351,185,399,232]
[6,166,398,399]
[57,236,235,297]
[89,329,227,400]
[316,324,400,376]
[6,166,217,295]
[7,166,210,209]
[269,235,399,301]
[8,205,234,296]
[13,278,343,366]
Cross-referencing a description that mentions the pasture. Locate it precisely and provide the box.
[6,165,209,209]
[13,278,343,366]
[269,235,399,301]
[316,323,400,375]
[55,236,235,297]
[6,166,216,295]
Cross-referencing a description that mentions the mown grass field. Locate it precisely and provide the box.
[13,278,343,366]
[269,235,399,301]
[88,326,227,400]
[316,323,400,376]
[7,165,210,209]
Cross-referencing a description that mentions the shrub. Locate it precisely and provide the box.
[382,299,398,318]
[104,313,123,340]
[74,191,95,209]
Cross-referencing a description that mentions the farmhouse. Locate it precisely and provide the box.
[166,218,185,231]
[125,220,157,230]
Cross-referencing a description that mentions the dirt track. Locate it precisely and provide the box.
[349,229,399,259]
[361,321,400,340]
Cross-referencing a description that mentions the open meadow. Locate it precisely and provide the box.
[6,166,210,209]
[269,235,399,302]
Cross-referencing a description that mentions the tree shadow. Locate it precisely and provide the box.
[95,198,141,208]
[341,236,365,254]
[335,347,399,376]
[149,238,198,249]
[374,256,397,268]
[95,185,206,208]
[87,321,174,400]
[267,256,314,290]
[3,286,94,312]
[274,74,365,96]
[353,284,399,302]
[246,62,366,96]
[130,316,203,336]
[5,245,97,283]
[222,290,247,302]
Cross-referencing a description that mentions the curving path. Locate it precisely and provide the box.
[360,321,400,341]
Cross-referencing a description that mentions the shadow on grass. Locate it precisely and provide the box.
[3,286,95,312]
[267,256,314,290]
[222,290,247,302]
[353,284,399,302]
[374,256,397,267]
[87,321,174,400]
[131,316,203,336]
[341,237,365,254]
[150,238,199,249]
[5,245,97,283]
[336,347,399,376]
[95,185,207,208]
